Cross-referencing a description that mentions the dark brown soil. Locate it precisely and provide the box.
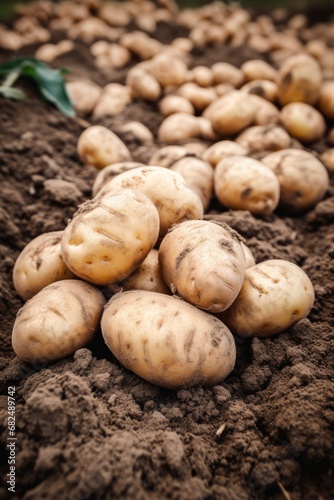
[1,16,334,500]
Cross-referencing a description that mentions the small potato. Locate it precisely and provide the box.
[159,220,245,312]
[66,80,102,115]
[126,66,161,102]
[13,231,76,301]
[240,79,278,102]
[318,81,334,119]
[211,62,244,88]
[101,290,236,388]
[95,166,204,239]
[92,84,132,119]
[206,91,257,136]
[241,59,277,82]
[214,156,280,216]
[219,260,314,338]
[190,65,213,87]
[178,82,217,112]
[277,53,322,105]
[12,280,106,363]
[159,95,195,116]
[111,249,171,295]
[120,122,154,144]
[202,140,247,168]
[262,148,329,212]
[61,190,160,285]
[236,125,291,155]
[280,102,326,142]
[170,156,214,211]
[149,146,188,168]
[250,95,280,126]
[92,162,144,197]
[150,53,188,87]
[77,125,131,170]
[158,113,201,143]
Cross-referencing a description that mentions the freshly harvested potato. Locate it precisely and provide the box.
[240,79,278,102]
[178,82,217,111]
[92,161,144,197]
[13,231,76,301]
[61,190,160,285]
[202,140,248,168]
[318,81,334,119]
[92,84,132,119]
[95,166,204,239]
[250,95,280,125]
[159,220,245,312]
[150,53,188,87]
[211,62,244,88]
[183,142,207,157]
[158,113,201,143]
[126,66,161,102]
[241,59,277,82]
[66,80,102,115]
[12,279,106,362]
[101,290,236,388]
[214,156,280,216]
[159,95,195,116]
[77,125,131,170]
[241,242,256,268]
[219,260,314,338]
[320,149,334,172]
[262,148,329,212]
[149,146,188,168]
[110,249,171,295]
[190,65,213,87]
[170,156,214,211]
[280,102,326,142]
[236,125,291,155]
[277,54,322,105]
[120,122,154,144]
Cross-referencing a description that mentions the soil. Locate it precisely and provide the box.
[1,13,334,500]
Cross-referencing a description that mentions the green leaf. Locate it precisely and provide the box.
[0,86,26,100]
[0,58,75,117]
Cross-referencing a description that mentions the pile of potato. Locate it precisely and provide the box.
[9,0,333,389]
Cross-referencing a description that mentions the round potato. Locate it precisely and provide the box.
[92,161,144,197]
[201,140,248,168]
[277,54,322,105]
[159,220,245,313]
[214,156,280,216]
[77,125,131,170]
[101,290,236,388]
[236,125,291,155]
[318,81,334,119]
[158,113,201,143]
[95,166,204,239]
[262,149,329,212]
[219,259,314,338]
[148,146,188,168]
[12,279,106,362]
[61,189,160,285]
[13,231,76,301]
[279,102,326,142]
[206,91,257,136]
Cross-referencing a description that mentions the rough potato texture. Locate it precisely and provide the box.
[91,161,144,197]
[12,280,106,362]
[101,290,236,388]
[61,189,159,285]
[219,259,315,338]
[159,220,245,312]
[13,231,76,301]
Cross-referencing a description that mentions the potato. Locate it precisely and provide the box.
[190,65,213,87]
[13,231,76,301]
[211,62,244,88]
[159,220,245,312]
[277,54,322,105]
[240,79,278,102]
[149,146,188,168]
[170,156,214,211]
[219,260,314,338]
[120,122,154,144]
[101,290,236,388]
[126,66,161,102]
[236,125,291,155]
[241,59,277,82]
[262,148,329,212]
[201,140,248,168]
[95,166,204,239]
[92,162,144,197]
[61,190,159,285]
[92,84,132,119]
[250,95,280,126]
[183,142,208,157]
[318,81,334,119]
[280,102,326,142]
[108,43,131,68]
[66,80,102,115]
[77,125,131,170]
[12,280,106,363]
[150,53,188,87]
[158,113,201,143]
[214,156,280,216]
[241,242,256,269]
[110,250,171,295]
[320,149,334,172]
[120,32,162,60]
[159,95,195,117]
[178,82,217,112]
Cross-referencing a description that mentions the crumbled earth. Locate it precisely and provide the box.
[0,13,334,500]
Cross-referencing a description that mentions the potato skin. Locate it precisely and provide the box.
[13,231,76,301]
[219,260,315,338]
[159,220,245,313]
[12,280,106,362]
[101,290,236,388]
[61,189,159,285]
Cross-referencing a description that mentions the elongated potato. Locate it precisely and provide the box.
[12,280,106,362]
[61,189,160,285]
[101,290,236,388]
[95,166,204,238]
[159,220,245,312]
[219,260,314,338]
[92,161,144,197]
[13,231,76,301]
[214,156,280,216]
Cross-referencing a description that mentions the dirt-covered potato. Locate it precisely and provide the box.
[219,260,314,338]
[318,81,334,119]
[148,146,188,168]
[13,231,76,301]
[12,280,106,362]
[92,162,144,197]
[61,190,159,285]
[236,125,291,155]
[110,249,171,295]
[95,166,204,239]
[262,149,329,212]
[66,80,102,115]
[280,102,326,142]
[77,125,131,170]
[277,54,322,105]
[214,156,280,215]
[201,140,247,167]
[158,113,201,143]
[159,220,245,312]
[101,290,236,388]
[170,156,214,211]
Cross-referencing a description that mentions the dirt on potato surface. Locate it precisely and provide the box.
[1,11,334,500]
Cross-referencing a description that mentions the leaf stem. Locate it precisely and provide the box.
[2,70,21,88]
